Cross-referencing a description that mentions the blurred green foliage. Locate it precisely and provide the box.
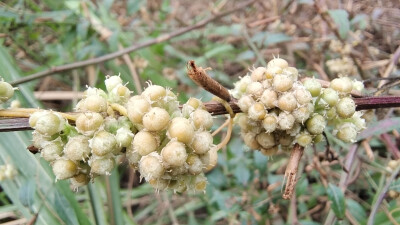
[1,0,400,224]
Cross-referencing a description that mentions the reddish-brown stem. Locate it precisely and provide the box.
[354,96,400,110]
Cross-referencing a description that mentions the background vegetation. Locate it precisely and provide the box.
[0,0,399,224]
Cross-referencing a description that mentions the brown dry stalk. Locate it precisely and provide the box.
[187,60,231,102]
[283,144,305,200]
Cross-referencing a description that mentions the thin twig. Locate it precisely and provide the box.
[187,60,232,102]
[10,0,256,86]
[283,144,304,200]
[367,165,400,225]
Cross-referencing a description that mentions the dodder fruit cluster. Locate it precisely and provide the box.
[231,58,366,155]
[29,76,216,192]
[126,90,216,193]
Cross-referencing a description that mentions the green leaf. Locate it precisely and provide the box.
[18,179,36,211]
[389,178,400,192]
[263,32,292,46]
[328,9,350,39]
[108,169,124,225]
[357,118,400,141]
[234,162,250,185]
[327,183,346,219]
[346,199,366,222]
[253,151,268,172]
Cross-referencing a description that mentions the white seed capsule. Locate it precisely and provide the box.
[279,133,295,147]
[351,112,366,131]
[41,140,63,162]
[260,89,278,109]
[192,109,213,130]
[248,103,266,120]
[251,67,268,82]
[109,84,131,103]
[105,75,123,92]
[70,173,89,189]
[273,74,294,92]
[352,80,364,92]
[52,159,77,180]
[296,132,313,147]
[0,81,14,103]
[32,131,52,149]
[336,97,356,118]
[115,127,134,148]
[322,88,339,106]
[186,154,203,175]
[303,78,321,97]
[260,146,279,156]
[235,75,252,94]
[262,114,277,133]
[142,107,170,131]
[200,147,218,171]
[90,158,115,175]
[191,131,213,154]
[10,100,21,109]
[168,165,188,177]
[126,95,151,124]
[293,106,311,123]
[246,82,264,98]
[238,95,255,112]
[306,114,326,135]
[326,107,337,120]
[313,134,324,143]
[76,112,104,136]
[256,133,275,149]
[266,66,282,79]
[193,174,208,192]
[132,131,158,156]
[335,123,357,143]
[91,131,117,156]
[330,77,353,94]
[182,97,202,117]
[64,135,91,161]
[262,79,272,89]
[294,88,312,105]
[283,67,299,81]
[267,58,288,69]
[149,178,169,190]
[77,95,108,113]
[30,111,65,136]
[278,112,296,130]
[278,92,298,112]
[286,122,301,136]
[142,85,166,102]
[168,117,195,144]
[139,153,164,180]
[242,132,260,149]
[161,141,187,167]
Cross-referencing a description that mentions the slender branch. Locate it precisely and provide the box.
[1,95,400,132]
[187,61,232,102]
[283,144,304,200]
[10,0,256,86]
[367,165,400,225]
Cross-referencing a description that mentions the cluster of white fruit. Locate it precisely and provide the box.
[29,76,217,192]
[231,58,366,155]
[125,87,217,193]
